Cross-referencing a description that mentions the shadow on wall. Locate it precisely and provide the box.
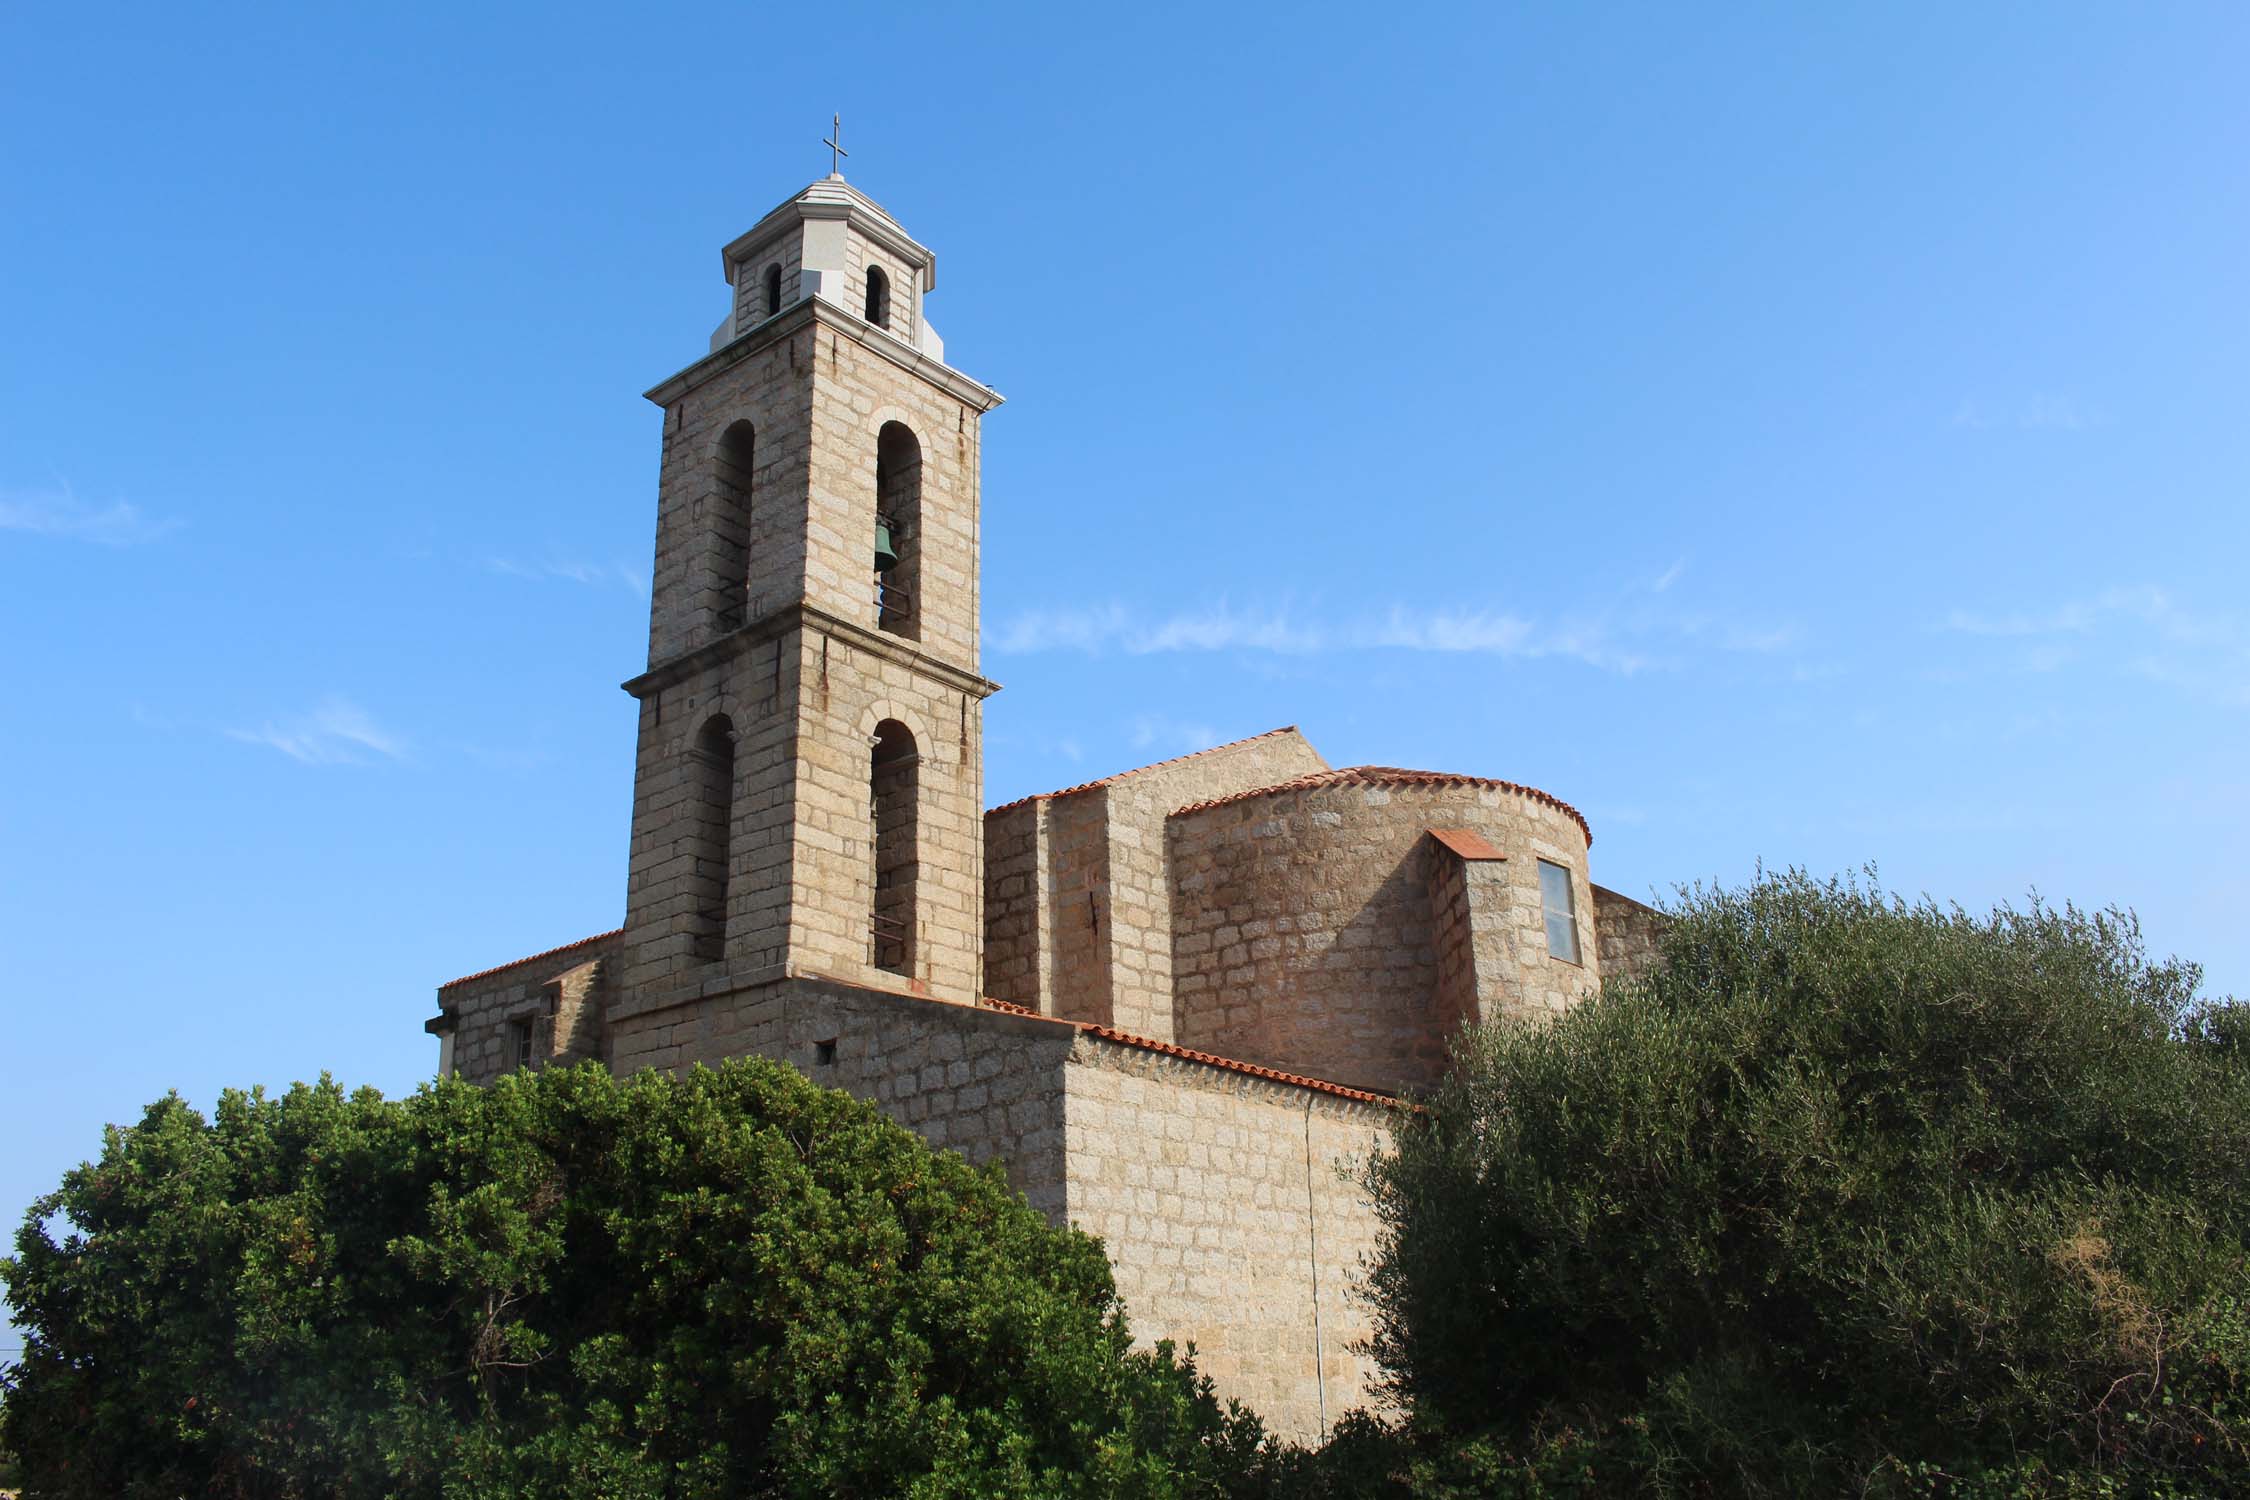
[1174,844,1446,1096]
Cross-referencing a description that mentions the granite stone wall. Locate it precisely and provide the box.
[1593,884,1668,986]
[1167,778,1599,1095]
[435,934,624,1083]
[980,730,1328,1034]
[982,798,1045,1007]
[606,976,1074,1219]
[1060,1038,1392,1444]
[621,293,999,1007]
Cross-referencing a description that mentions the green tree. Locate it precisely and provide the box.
[1348,871,2250,1497]
[1,1057,1268,1498]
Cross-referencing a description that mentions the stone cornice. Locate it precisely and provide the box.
[621,599,1002,703]
[643,296,1003,414]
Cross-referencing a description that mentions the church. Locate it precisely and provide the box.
[424,168,1665,1440]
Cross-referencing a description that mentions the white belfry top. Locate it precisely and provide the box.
[708,175,947,362]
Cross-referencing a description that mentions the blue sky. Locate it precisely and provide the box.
[6,1,2248,1356]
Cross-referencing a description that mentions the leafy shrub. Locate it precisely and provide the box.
[1,1058,1267,1498]
[1353,871,2250,1496]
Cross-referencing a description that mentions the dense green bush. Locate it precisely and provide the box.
[1,1058,1267,1498]
[1351,871,2250,1497]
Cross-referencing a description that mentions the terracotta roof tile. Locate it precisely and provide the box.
[1428,827,1506,861]
[438,929,624,992]
[1170,765,1593,847]
[974,998,1399,1106]
[986,726,1302,817]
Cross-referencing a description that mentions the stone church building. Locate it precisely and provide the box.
[425,170,1664,1440]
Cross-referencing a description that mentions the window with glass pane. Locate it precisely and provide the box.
[1538,859,1581,964]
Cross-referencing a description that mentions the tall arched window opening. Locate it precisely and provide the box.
[864,265,890,328]
[763,262,783,317]
[869,719,918,976]
[708,420,755,634]
[874,420,921,641]
[689,715,736,963]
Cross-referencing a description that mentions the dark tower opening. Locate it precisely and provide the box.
[708,420,755,635]
[763,262,783,318]
[870,719,918,976]
[689,715,736,963]
[875,420,922,641]
[864,265,890,328]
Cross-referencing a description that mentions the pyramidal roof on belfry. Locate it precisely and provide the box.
[721,173,936,291]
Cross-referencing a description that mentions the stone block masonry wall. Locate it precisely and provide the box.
[1594,885,1668,986]
[803,324,983,670]
[608,976,1074,1221]
[983,729,1328,1032]
[619,629,802,996]
[436,933,624,1084]
[1043,791,1113,1024]
[1062,1039,1392,1444]
[728,232,805,341]
[1428,846,1514,1039]
[1095,733,1329,1040]
[782,625,986,1000]
[1168,779,1599,1096]
[624,293,998,1008]
[983,800,1045,1007]
[839,233,920,349]
[645,321,818,667]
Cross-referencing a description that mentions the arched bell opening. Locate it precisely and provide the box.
[864,264,891,329]
[874,420,922,642]
[707,420,755,635]
[869,718,918,977]
[689,715,736,963]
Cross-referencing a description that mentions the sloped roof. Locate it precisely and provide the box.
[1171,765,1593,847]
[986,726,1305,817]
[438,929,623,993]
[978,998,1397,1106]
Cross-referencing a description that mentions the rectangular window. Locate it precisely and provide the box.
[509,1017,535,1071]
[1538,859,1581,965]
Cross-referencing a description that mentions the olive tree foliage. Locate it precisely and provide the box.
[1351,871,2250,1497]
[0,1058,1268,1499]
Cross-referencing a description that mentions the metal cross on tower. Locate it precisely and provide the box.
[823,113,848,176]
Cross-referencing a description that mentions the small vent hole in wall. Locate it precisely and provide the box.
[815,1037,838,1067]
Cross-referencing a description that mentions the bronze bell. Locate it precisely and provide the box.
[874,519,900,573]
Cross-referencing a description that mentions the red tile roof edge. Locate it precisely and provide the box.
[985,726,1303,817]
[438,928,625,993]
[1170,765,1593,847]
[1428,826,1507,861]
[976,997,1400,1107]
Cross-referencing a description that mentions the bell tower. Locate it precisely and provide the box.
[616,172,1003,1009]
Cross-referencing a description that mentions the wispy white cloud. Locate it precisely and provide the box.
[1652,558,1688,593]
[1940,585,2250,708]
[226,696,409,766]
[1129,714,1219,755]
[1945,585,2188,640]
[1,485,181,545]
[991,603,1132,655]
[990,596,1792,677]
[1128,603,1324,655]
[488,554,647,595]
